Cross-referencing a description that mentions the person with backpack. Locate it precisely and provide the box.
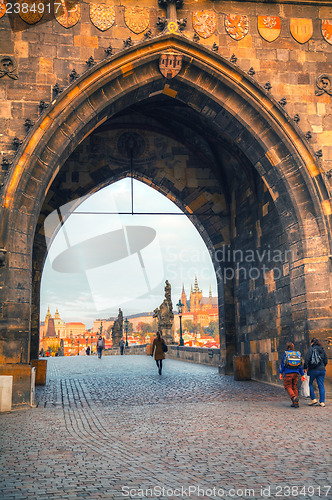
[279,342,305,408]
[97,336,104,359]
[119,338,125,355]
[304,338,328,407]
[151,331,167,375]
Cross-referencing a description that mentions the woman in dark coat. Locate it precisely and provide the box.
[304,338,328,407]
[151,331,166,375]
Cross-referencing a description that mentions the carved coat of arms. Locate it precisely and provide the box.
[193,11,217,39]
[159,52,182,80]
[225,15,249,41]
[55,0,80,29]
[0,0,6,19]
[321,19,332,45]
[90,4,115,32]
[257,16,281,42]
[125,7,149,34]
[290,18,313,44]
[18,0,44,24]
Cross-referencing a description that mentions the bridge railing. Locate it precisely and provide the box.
[104,343,222,368]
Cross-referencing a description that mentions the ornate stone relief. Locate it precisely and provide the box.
[0,56,18,80]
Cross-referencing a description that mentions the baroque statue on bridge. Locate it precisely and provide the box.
[112,308,123,347]
[153,280,174,343]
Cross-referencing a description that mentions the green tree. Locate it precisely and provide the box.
[126,321,133,334]
[151,319,158,333]
[183,320,203,335]
[106,325,112,339]
[141,322,152,334]
[47,340,61,355]
[205,320,219,339]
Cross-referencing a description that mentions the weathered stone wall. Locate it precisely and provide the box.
[230,165,292,382]
[1,1,331,180]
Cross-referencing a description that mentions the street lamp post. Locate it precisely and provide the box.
[125,318,129,347]
[176,300,184,346]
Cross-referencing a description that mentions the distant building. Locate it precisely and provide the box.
[126,312,155,331]
[40,308,86,339]
[66,322,86,338]
[92,318,116,334]
[179,276,218,327]
[39,308,93,356]
[93,312,155,336]
[53,307,66,338]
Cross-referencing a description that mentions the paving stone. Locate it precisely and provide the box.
[0,356,331,500]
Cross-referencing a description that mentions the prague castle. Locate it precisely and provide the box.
[179,276,218,328]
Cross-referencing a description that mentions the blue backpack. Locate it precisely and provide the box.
[284,350,302,368]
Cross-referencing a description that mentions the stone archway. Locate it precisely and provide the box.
[0,34,331,403]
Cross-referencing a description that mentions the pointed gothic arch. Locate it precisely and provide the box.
[0,34,331,400]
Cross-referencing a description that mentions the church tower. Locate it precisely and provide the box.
[181,284,188,313]
[46,318,56,337]
[53,307,66,338]
[209,285,213,306]
[44,305,52,334]
[190,275,203,312]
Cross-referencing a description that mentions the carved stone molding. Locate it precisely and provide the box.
[158,0,183,8]
[0,249,6,268]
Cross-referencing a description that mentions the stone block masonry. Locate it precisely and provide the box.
[0,1,331,405]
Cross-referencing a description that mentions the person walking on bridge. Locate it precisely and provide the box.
[97,336,104,359]
[304,338,328,407]
[151,331,166,375]
[119,338,125,355]
[279,342,305,408]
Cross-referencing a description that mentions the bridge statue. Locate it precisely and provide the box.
[112,308,123,347]
[153,280,174,343]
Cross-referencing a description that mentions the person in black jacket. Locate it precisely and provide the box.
[304,338,328,407]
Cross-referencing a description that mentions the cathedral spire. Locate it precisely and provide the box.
[181,284,188,312]
[193,274,199,292]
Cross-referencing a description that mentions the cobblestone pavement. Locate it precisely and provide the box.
[0,356,331,500]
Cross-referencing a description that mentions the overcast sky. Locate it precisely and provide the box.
[40,179,217,328]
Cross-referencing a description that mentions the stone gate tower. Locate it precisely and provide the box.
[0,0,331,406]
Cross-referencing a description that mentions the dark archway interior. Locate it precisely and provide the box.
[32,95,290,381]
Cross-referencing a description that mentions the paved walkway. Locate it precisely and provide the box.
[0,356,331,500]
